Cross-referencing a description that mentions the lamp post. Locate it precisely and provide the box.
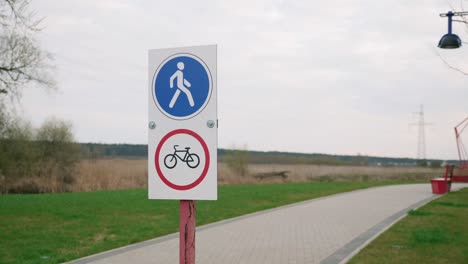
[438,11,468,49]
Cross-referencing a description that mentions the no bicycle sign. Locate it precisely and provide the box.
[148,45,217,200]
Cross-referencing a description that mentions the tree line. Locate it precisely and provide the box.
[78,144,451,167]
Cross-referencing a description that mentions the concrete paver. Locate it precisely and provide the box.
[68,183,467,264]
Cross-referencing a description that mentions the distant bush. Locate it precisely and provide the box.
[35,118,80,191]
[0,115,80,194]
[0,117,37,193]
[225,146,249,177]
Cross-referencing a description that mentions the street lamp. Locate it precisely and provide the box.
[438,11,468,49]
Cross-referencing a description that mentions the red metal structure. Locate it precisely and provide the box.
[455,117,468,170]
[443,117,468,183]
[432,117,468,194]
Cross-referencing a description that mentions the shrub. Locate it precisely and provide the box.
[0,116,80,193]
[225,147,249,177]
[35,118,80,192]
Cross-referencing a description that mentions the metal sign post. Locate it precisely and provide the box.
[180,200,196,264]
[148,45,217,264]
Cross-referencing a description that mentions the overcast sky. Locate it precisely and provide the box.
[21,0,468,160]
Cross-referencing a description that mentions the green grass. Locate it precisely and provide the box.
[349,188,468,264]
[0,181,398,264]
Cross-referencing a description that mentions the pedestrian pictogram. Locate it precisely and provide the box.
[164,145,200,169]
[169,62,194,108]
[153,54,212,120]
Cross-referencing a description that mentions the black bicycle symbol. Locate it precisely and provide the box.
[164,145,200,169]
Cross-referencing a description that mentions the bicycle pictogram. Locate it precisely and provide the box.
[164,145,200,169]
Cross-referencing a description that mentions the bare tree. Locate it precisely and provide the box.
[0,0,54,99]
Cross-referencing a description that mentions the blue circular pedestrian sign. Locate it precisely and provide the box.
[153,54,212,120]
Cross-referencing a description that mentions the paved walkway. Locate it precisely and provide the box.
[68,183,467,264]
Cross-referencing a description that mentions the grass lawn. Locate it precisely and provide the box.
[0,181,399,264]
[349,187,468,264]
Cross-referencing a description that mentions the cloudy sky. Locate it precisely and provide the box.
[21,0,468,160]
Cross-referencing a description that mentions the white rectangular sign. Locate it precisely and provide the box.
[148,45,217,200]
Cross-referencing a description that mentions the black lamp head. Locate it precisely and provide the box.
[438,33,462,49]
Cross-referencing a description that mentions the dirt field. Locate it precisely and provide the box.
[70,159,443,192]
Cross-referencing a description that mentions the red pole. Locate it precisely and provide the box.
[455,127,463,168]
[180,200,196,264]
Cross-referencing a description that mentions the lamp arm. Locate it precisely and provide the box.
[452,11,468,16]
[440,11,468,17]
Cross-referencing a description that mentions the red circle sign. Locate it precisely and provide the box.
[155,129,210,190]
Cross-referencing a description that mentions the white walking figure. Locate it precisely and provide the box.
[169,62,194,108]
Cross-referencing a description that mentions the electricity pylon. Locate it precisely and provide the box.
[410,105,432,160]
